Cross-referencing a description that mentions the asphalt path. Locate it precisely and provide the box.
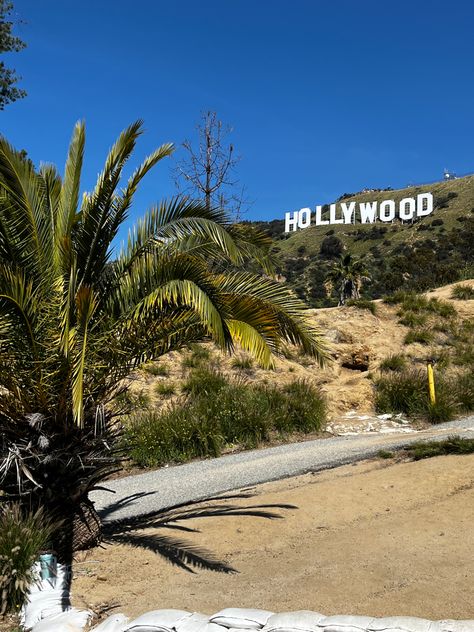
[91,416,474,523]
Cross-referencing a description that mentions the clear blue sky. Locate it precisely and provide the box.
[2,0,474,245]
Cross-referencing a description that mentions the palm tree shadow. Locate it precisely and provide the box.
[99,490,297,574]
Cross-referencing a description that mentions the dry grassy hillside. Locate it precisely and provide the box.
[126,280,474,427]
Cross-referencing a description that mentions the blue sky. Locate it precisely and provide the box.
[2,0,474,245]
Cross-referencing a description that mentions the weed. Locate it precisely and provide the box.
[125,377,326,467]
[406,436,474,460]
[0,506,58,615]
[426,298,457,318]
[404,329,434,345]
[231,355,254,371]
[181,367,228,397]
[154,382,175,397]
[346,298,377,315]
[379,354,407,372]
[451,284,474,300]
[377,450,394,459]
[143,363,169,377]
[181,344,212,369]
[398,311,427,328]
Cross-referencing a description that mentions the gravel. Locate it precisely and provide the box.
[91,415,474,523]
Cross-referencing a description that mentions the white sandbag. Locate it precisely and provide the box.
[91,613,131,631]
[319,615,376,632]
[368,618,434,632]
[31,607,93,631]
[176,613,225,632]
[263,611,326,632]
[210,609,274,629]
[126,609,192,632]
[438,622,474,632]
[21,561,72,628]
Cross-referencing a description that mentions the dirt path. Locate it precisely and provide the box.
[74,454,474,621]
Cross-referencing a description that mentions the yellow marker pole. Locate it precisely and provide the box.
[427,363,436,405]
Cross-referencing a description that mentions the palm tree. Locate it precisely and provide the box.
[0,121,327,564]
[325,253,370,306]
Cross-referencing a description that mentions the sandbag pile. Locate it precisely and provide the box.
[27,606,474,632]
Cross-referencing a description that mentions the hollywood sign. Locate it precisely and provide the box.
[284,192,433,233]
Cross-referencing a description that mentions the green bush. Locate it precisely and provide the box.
[404,329,434,345]
[379,354,407,372]
[451,284,474,300]
[346,298,377,315]
[374,366,469,423]
[125,372,326,467]
[0,505,58,615]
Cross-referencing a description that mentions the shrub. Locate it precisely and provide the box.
[379,354,407,372]
[125,377,326,466]
[431,218,444,227]
[374,370,429,416]
[450,371,474,411]
[0,506,58,615]
[346,298,377,315]
[181,367,228,397]
[181,344,212,369]
[231,356,254,371]
[404,329,434,345]
[155,382,175,397]
[374,369,458,423]
[426,298,457,318]
[143,363,169,377]
[398,311,427,328]
[451,284,474,300]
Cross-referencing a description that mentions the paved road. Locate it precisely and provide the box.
[91,416,474,523]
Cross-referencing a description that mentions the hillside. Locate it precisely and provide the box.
[126,280,474,434]
[255,175,474,306]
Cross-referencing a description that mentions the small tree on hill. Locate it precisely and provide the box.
[325,253,370,305]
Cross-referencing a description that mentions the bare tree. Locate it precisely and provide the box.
[174,111,247,219]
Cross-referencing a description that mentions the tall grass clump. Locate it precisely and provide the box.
[346,298,377,315]
[379,354,407,372]
[406,436,474,460]
[404,329,434,345]
[125,370,326,467]
[0,506,58,615]
[181,344,212,369]
[374,369,457,423]
[451,284,474,300]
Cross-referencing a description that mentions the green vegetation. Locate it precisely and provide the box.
[0,122,327,565]
[325,253,370,305]
[405,436,474,460]
[257,176,474,307]
[451,284,474,300]
[404,329,434,345]
[125,369,326,467]
[346,298,377,314]
[143,362,169,377]
[181,345,213,369]
[379,354,407,372]
[374,367,474,423]
[398,311,428,327]
[0,506,57,615]
[231,355,254,371]
[154,382,176,397]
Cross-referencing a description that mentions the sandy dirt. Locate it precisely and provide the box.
[73,454,474,622]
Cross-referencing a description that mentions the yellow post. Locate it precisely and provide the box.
[427,363,436,405]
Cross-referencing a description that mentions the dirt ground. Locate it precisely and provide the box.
[73,454,474,622]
